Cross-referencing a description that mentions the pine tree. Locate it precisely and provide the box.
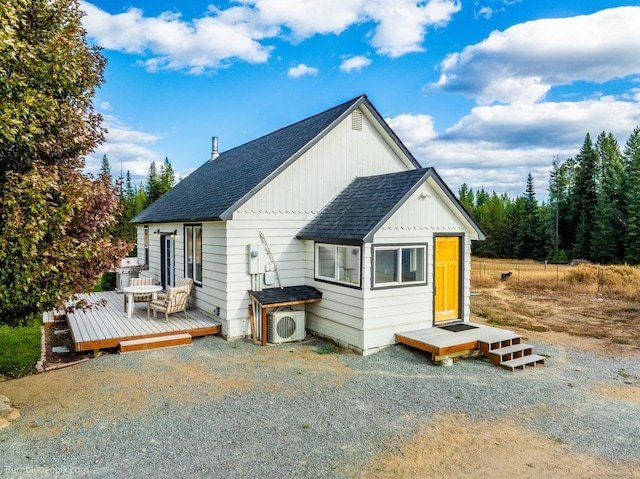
[145,161,160,206]
[158,157,175,194]
[591,132,625,263]
[624,127,640,264]
[457,183,475,215]
[515,173,541,259]
[571,133,598,260]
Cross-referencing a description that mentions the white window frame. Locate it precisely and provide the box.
[314,243,361,288]
[185,225,202,285]
[373,244,427,288]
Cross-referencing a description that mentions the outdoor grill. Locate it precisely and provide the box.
[115,257,149,293]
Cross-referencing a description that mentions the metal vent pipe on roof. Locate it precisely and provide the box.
[210,136,219,161]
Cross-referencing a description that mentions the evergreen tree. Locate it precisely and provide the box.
[457,183,474,215]
[515,173,541,259]
[571,133,599,260]
[624,127,640,264]
[158,157,175,193]
[145,161,161,206]
[591,132,625,262]
[99,154,111,179]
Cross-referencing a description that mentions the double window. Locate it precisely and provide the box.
[185,225,202,284]
[373,245,426,288]
[315,243,361,287]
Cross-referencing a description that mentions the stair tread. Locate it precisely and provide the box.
[489,343,533,355]
[501,354,546,368]
[478,332,521,344]
[120,333,192,346]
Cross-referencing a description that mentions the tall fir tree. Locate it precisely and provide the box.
[145,161,161,206]
[591,132,625,263]
[571,133,599,260]
[515,173,541,259]
[624,127,640,264]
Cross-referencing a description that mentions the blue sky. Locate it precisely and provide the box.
[80,0,640,199]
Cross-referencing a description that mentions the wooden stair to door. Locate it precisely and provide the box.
[479,333,545,371]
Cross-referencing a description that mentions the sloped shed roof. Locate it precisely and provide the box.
[131,94,419,224]
[297,168,485,243]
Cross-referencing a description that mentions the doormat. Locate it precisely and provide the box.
[438,324,478,333]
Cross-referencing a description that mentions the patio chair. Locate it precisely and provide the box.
[123,276,155,312]
[156,278,194,310]
[147,284,190,323]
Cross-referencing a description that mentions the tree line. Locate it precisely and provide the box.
[459,127,640,265]
[99,155,176,247]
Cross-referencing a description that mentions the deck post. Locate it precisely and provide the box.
[261,307,267,346]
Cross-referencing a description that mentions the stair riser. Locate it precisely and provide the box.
[479,336,545,372]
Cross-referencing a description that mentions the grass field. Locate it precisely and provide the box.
[0,321,41,378]
[472,257,640,299]
[470,257,640,349]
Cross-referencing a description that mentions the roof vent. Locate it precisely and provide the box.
[209,136,219,161]
[352,110,362,131]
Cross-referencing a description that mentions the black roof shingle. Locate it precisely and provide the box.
[131,94,418,224]
[297,169,432,244]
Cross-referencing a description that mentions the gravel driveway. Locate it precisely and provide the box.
[1,335,639,478]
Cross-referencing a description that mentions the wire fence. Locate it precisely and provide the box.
[471,258,574,287]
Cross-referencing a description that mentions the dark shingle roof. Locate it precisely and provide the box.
[248,285,322,306]
[132,95,397,224]
[297,169,432,244]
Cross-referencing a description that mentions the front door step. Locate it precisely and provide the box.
[119,333,192,353]
[479,334,545,371]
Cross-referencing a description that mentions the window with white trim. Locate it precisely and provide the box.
[315,243,361,287]
[373,245,426,288]
[185,225,202,284]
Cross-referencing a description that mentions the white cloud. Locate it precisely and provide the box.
[387,95,640,197]
[80,2,274,73]
[84,114,163,180]
[80,0,461,73]
[250,0,363,40]
[475,6,493,20]
[387,113,438,146]
[339,55,372,73]
[432,6,640,104]
[364,0,462,57]
[287,64,319,78]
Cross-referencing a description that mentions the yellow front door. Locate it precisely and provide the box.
[434,236,460,324]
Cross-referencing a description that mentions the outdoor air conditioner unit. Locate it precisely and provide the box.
[268,310,306,344]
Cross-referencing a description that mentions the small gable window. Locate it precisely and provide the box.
[185,225,203,285]
[373,245,426,288]
[315,243,361,287]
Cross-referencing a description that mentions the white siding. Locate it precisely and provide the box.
[361,180,473,352]
[238,107,414,216]
[304,241,366,352]
[222,107,418,342]
[197,221,227,317]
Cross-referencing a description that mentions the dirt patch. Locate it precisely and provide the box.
[355,412,640,479]
[471,285,640,358]
[0,338,353,440]
[43,320,92,367]
[591,383,640,402]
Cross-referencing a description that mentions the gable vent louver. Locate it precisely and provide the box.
[352,110,362,131]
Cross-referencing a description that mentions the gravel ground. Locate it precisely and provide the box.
[1,335,639,478]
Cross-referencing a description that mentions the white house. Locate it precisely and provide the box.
[131,95,484,355]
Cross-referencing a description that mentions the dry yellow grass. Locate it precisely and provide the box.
[471,258,640,299]
[470,257,640,349]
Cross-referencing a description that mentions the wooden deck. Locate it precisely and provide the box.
[396,322,519,361]
[65,291,222,351]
